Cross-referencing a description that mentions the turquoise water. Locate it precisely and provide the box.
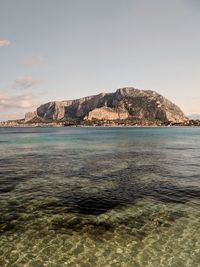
[0,127,200,266]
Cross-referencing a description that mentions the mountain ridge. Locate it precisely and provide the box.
[25,87,187,123]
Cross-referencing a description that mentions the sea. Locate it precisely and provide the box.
[0,127,200,267]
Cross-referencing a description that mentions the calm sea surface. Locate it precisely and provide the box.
[0,127,200,267]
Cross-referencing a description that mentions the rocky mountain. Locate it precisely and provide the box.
[25,87,187,123]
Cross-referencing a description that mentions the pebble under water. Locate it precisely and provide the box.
[0,127,200,267]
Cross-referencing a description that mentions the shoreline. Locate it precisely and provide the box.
[0,124,200,128]
[1,118,200,128]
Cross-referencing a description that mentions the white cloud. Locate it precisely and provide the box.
[0,93,40,121]
[0,110,24,121]
[24,56,43,67]
[0,76,42,121]
[0,39,11,47]
[14,76,43,90]
[0,94,34,109]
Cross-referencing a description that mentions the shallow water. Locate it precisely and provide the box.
[0,127,200,266]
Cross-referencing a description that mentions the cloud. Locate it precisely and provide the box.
[0,110,24,121]
[0,76,43,121]
[0,94,34,109]
[14,76,43,90]
[0,39,11,47]
[0,93,40,121]
[24,56,43,67]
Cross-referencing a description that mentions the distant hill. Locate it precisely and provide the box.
[24,87,187,123]
[188,114,200,120]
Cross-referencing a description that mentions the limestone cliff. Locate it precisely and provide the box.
[84,107,129,121]
[25,87,187,123]
[25,111,37,122]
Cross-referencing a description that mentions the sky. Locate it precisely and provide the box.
[0,0,200,120]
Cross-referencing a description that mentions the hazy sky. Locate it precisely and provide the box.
[0,0,200,120]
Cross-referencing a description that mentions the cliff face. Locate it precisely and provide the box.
[84,107,129,121]
[25,87,187,123]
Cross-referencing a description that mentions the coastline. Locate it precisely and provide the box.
[0,124,200,128]
[1,118,200,128]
